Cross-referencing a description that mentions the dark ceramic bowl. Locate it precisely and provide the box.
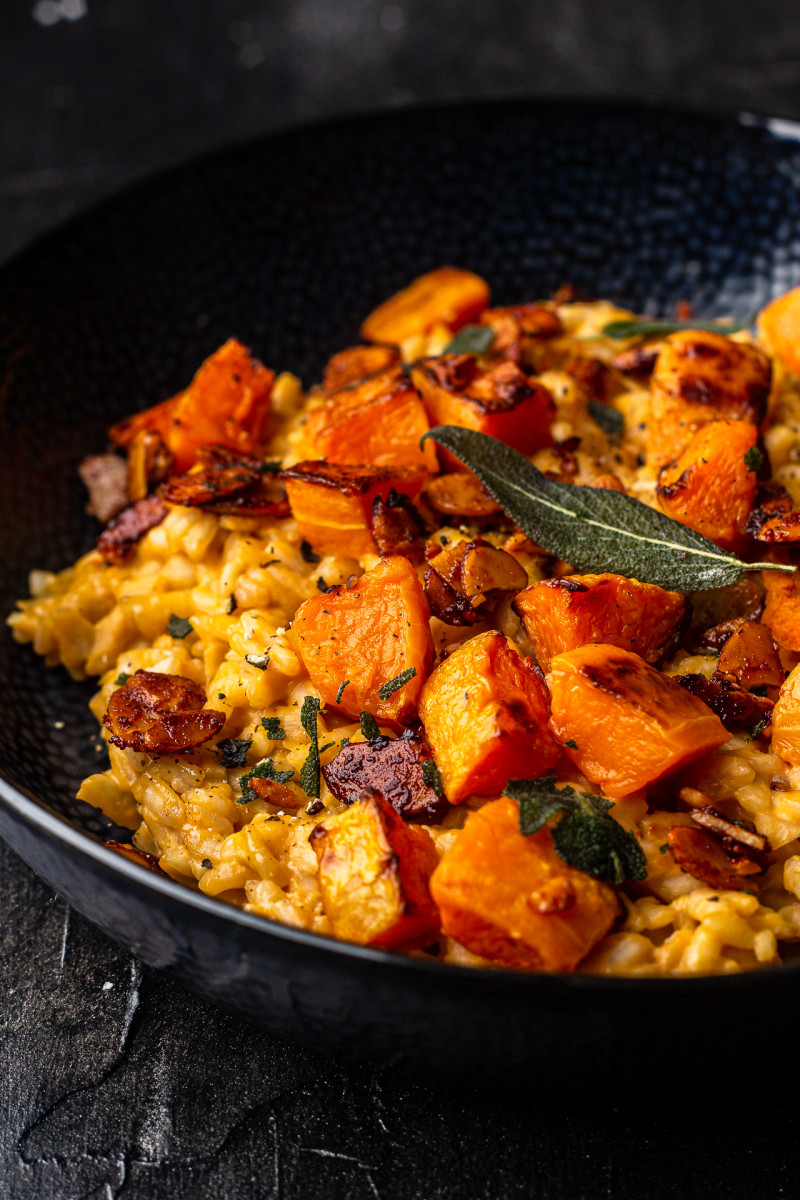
[3,100,800,1087]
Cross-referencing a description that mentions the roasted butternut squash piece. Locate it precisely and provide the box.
[110,339,274,472]
[302,366,438,473]
[321,344,399,392]
[310,794,440,947]
[282,461,426,559]
[548,644,730,798]
[647,331,770,467]
[715,620,783,691]
[430,797,618,971]
[771,663,800,765]
[290,555,434,726]
[762,569,800,653]
[411,355,554,456]
[656,419,758,550]
[418,631,560,804]
[758,285,800,376]
[360,267,489,345]
[515,574,686,673]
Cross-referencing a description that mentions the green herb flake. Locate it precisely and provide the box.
[601,317,751,340]
[443,324,495,356]
[245,652,270,671]
[239,758,295,803]
[565,739,578,750]
[335,680,350,704]
[378,667,417,700]
[659,843,670,855]
[588,400,624,439]
[114,672,131,686]
[421,758,443,796]
[218,738,252,768]
[300,539,321,565]
[259,461,282,474]
[744,446,764,472]
[201,858,213,869]
[751,716,770,739]
[261,716,286,740]
[360,711,383,742]
[166,614,193,639]
[507,775,648,884]
[421,427,795,592]
[299,696,322,798]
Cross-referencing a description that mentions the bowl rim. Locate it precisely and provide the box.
[3,94,800,996]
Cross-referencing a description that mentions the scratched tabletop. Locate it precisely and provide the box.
[4,3,800,1197]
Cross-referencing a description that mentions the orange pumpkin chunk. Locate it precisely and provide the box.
[310,795,440,947]
[110,339,274,472]
[656,419,758,550]
[647,331,770,468]
[762,569,800,653]
[302,366,437,473]
[321,344,399,392]
[515,573,686,673]
[360,267,489,346]
[758,285,800,376]
[548,644,730,798]
[418,630,560,804]
[430,797,619,971]
[771,664,800,766]
[290,555,433,726]
[282,460,426,559]
[411,355,554,456]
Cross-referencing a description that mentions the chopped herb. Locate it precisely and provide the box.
[507,776,648,884]
[299,696,322,798]
[601,317,751,339]
[201,858,213,870]
[378,667,417,700]
[259,461,282,474]
[565,739,578,750]
[422,427,795,591]
[360,711,383,742]
[217,738,252,768]
[421,758,443,796]
[320,741,335,753]
[317,576,336,593]
[751,716,770,739]
[659,843,669,855]
[114,672,131,686]
[239,758,295,802]
[261,716,286,740]
[443,324,495,356]
[339,736,351,748]
[335,680,350,704]
[218,693,226,700]
[588,400,624,439]
[744,446,764,472]
[226,593,237,614]
[300,539,321,564]
[245,652,270,671]
[166,614,193,639]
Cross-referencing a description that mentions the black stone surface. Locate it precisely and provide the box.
[5,4,800,1197]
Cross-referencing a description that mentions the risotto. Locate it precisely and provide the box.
[11,266,800,977]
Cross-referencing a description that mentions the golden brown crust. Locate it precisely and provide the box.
[103,669,225,753]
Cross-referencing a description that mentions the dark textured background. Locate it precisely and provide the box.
[4,3,800,1197]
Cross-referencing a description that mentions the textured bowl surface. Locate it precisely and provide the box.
[4,100,800,1085]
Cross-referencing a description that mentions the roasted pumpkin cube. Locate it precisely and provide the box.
[110,339,274,472]
[762,569,800,653]
[772,664,800,766]
[430,797,619,971]
[282,460,426,559]
[309,794,440,947]
[758,285,800,376]
[302,366,437,473]
[548,644,730,798]
[360,267,490,346]
[514,573,686,673]
[656,419,758,550]
[321,344,399,392]
[411,355,554,456]
[290,555,434,726]
[418,630,560,804]
[647,331,770,467]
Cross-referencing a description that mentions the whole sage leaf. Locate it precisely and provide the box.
[602,317,751,339]
[422,427,792,591]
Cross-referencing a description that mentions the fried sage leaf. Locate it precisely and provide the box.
[443,324,495,355]
[421,427,793,591]
[601,317,751,339]
[508,776,647,884]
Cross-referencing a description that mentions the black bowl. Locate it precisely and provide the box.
[3,99,800,1087]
